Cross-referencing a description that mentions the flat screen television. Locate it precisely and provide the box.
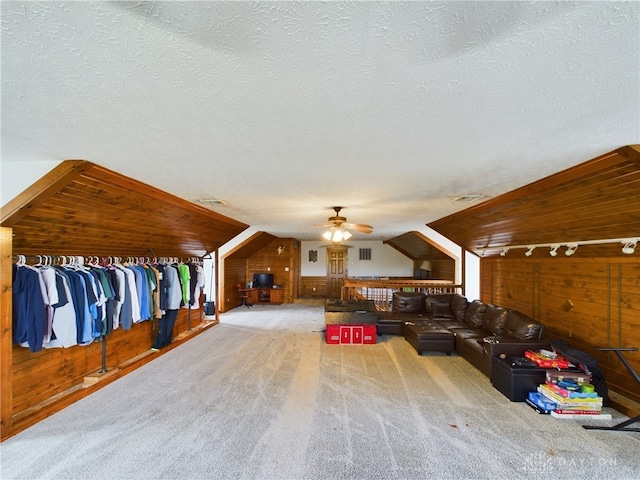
[253,273,274,288]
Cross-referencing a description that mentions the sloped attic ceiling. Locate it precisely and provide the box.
[1,160,249,257]
[429,145,640,257]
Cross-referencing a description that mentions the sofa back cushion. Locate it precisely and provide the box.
[392,292,426,313]
[425,294,454,318]
[482,304,508,335]
[450,294,469,322]
[464,300,486,327]
[504,310,544,340]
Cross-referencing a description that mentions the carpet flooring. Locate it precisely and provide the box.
[1,301,639,480]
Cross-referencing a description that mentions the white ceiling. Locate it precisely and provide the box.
[2,1,639,242]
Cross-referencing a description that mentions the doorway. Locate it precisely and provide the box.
[326,246,348,298]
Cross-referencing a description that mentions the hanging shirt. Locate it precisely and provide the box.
[43,271,78,348]
[178,263,190,306]
[188,264,206,309]
[165,264,183,310]
[12,265,48,353]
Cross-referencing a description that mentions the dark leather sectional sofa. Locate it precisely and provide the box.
[377,292,548,377]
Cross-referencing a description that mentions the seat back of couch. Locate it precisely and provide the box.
[482,304,508,335]
[464,300,487,327]
[392,291,426,313]
[503,310,545,340]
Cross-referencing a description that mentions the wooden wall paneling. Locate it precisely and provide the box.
[248,239,294,302]
[11,341,102,417]
[2,161,245,440]
[222,258,247,312]
[0,161,93,225]
[431,259,455,282]
[300,277,328,297]
[481,256,640,408]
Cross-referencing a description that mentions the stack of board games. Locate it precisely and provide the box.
[526,369,611,419]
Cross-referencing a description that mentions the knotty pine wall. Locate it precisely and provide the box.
[482,256,640,405]
[223,257,248,311]
[430,259,455,282]
[11,307,201,423]
[221,239,301,312]
[0,161,244,440]
[248,239,299,303]
[300,276,328,297]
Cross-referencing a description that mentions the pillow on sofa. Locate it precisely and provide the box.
[425,294,453,317]
[482,305,508,335]
[450,294,469,322]
[464,300,486,327]
[503,310,544,340]
[431,302,454,318]
[392,292,426,313]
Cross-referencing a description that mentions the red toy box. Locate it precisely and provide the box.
[326,324,377,344]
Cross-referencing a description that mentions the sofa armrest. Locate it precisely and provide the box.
[483,338,549,359]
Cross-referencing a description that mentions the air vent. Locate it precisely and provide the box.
[359,248,372,261]
[452,194,487,202]
[198,198,229,206]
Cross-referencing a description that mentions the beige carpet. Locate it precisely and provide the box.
[1,301,639,479]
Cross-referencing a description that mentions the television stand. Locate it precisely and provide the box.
[249,287,283,305]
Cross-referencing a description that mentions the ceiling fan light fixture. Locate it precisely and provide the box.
[322,227,352,244]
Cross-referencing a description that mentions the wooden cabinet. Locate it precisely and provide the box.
[249,288,283,305]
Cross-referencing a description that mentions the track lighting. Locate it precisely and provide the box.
[622,241,637,254]
[565,243,578,256]
[485,237,639,257]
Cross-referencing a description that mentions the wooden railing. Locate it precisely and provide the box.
[342,279,463,312]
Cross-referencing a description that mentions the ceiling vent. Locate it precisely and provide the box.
[452,194,487,202]
[197,198,228,206]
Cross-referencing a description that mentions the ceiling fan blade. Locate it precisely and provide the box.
[343,222,373,234]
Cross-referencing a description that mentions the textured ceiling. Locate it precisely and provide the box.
[2,1,639,242]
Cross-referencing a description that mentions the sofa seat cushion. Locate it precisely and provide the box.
[452,327,486,339]
[434,319,468,330]
[464,300,487,327]
[503,310,544,340]
[457,336,485,354]
[392,292,426,313]
[482,304,508,335]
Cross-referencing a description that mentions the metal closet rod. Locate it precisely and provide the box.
[12,254,205,264]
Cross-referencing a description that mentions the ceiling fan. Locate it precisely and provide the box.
[315,207,374,237]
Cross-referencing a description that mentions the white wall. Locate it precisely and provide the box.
[464,250,481,301]
[1,160,62,206]
[301,240,413,277]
